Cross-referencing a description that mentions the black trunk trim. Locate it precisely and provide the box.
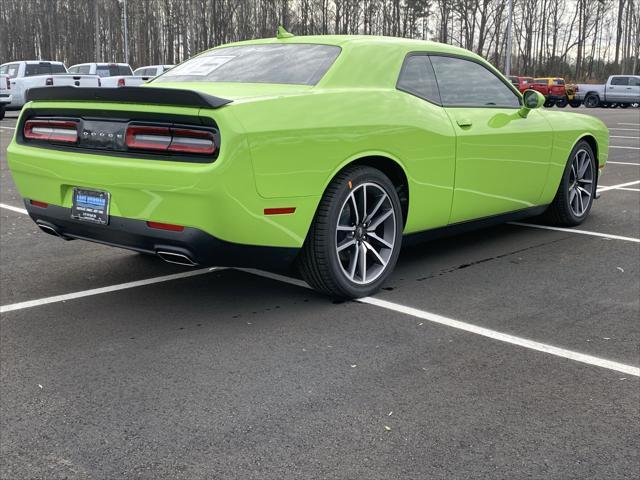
[25,86,232,109]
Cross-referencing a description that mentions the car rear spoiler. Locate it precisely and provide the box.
[25,86,232,109]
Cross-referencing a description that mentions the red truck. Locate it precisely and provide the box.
[508,76,534,93]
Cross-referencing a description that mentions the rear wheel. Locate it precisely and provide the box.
[569,100,582,108]
[297,165,403,298]
[556,98,568,108]
[545,140,596,226]
[584,94,599,108]
[620,104,629,109]
[544,98,554,108]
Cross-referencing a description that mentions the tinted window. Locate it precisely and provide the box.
[155,44,340,86]
[430,56,520,108]
[552,79,565,85]
[118,65,133,76]
[630,77,640,87]
[25,63,66,76]
[534,78,547,84]
[611,77,629,86]
[397,55,440,104]
[0,63,20,78]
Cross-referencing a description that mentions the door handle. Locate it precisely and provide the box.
[456,118,473,128]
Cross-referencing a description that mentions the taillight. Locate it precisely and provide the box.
[125,125,216,155]
[24,119,78,143]
[117,78,125,87]
[45,77,53,86]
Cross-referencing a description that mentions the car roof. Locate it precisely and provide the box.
[217,34,476,57]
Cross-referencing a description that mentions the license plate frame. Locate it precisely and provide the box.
[71,188,110,225]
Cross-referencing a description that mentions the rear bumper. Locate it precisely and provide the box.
[26,201,299,270]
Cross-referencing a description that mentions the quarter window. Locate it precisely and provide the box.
[397,55,440,104]
[430,56,520,108]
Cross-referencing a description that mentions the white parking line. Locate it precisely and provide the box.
[509,222,640,243]
[610,146,640,150]
[239,269,640,377]
[610,135,640,139]
[0,203,27,215]
[618,123,640,126]
[613,187,640,192]
[0,267,223,314]
[607,161,640,166]
[609,128,640,131]
[0,126,15,131]
[597,180,640,192]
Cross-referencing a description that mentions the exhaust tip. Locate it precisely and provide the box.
[36,221,62,237]
[157,250,198,267]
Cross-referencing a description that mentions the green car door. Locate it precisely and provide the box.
[428,55,553,224]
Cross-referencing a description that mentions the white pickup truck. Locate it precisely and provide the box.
[68,62,150,87]
[0,60,100,110]
[576,75,640,108]
[0,74,11,120]
[133,64,174,78]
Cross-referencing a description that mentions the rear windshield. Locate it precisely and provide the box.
[24,63,67,76]
[96,65,133,77]
[534,78,548,84]
[155,44,341,85]
[552,79,565,85]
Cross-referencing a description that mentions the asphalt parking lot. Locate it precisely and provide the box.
[1,107,639,479]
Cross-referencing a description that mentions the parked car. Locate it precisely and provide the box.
[0,61,100,109]
[0,74,11,120]
[7,35,609,298]
[576,75,640,108]
[133,65,174,77]
[508,76,535,93]
[68,62,147,87]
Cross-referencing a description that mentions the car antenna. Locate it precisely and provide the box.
[277,26,294,39]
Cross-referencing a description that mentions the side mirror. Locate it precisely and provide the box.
[519,89,545,118]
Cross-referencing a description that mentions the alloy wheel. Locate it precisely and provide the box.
[335,182,396,285]
[568,148,594,217]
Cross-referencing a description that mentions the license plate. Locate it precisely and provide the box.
[71,188,110,225]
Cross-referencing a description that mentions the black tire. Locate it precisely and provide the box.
[569,100,582,108]
[0,104,5,120]
[544,140,597,226]
[584,94,599,108]
[620,104,629,109]
[297,165,403,299]
[556,98,568,108]
[544,99,554,108]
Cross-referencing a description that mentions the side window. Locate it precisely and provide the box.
[430,56,520,108]
[77,65,91,74]
[611,77,629,86]
[630,77,640,87]
[68,66,78,73]
[396,55,440,104]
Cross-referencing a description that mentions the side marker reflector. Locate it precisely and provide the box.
[264,207,296,215]
[30,200,49,208]
[146,221,185,232]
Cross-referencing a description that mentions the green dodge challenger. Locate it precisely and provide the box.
[7,34,609,298]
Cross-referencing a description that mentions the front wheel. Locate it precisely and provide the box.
[297,165,403,298]
[569,100,582,108]
[544,140,596,226]
[556,98,568,108]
